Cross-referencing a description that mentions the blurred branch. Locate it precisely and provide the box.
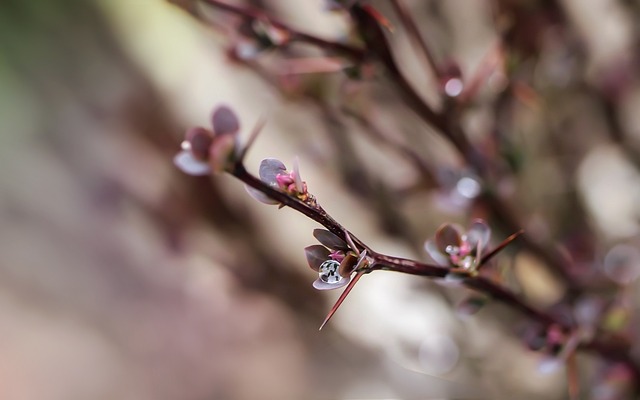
[342,106,438,189]
[178,0,366,61]
[389,0,441,80]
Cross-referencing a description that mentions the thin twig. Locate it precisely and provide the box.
[389,0,441,79]
[197,0,366,61]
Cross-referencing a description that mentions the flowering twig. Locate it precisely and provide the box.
[234,160,553,327]
[173,101,640,387]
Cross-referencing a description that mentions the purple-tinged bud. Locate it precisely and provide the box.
[211,105,240,136]
[276,173,294,189]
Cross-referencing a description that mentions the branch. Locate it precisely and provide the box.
[228,159,640,380]
[197,0,366,61]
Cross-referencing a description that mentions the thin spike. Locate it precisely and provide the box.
[238,115,267,162]
[362,4,394,32]
[344,231,360,254]
[478,229,524,268]
[319,271,365,330]
[567,352,579,400]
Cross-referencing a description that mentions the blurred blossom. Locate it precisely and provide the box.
[424,220,491,273]
[174,105,240,175]
[418,333,460,375]
[603,244,640,285]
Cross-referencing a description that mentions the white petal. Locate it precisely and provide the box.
[173,150,211,176]
[292,156,304,193]
[424,240,450,266]
[312,277,350,290]
[466,220,491,249]
[244,185,280,205]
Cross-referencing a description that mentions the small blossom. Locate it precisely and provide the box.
[304,229,364,290]
[424,220,491,273]
[245,157,311,205]
[307,230,370,330]
[174,105,240,176]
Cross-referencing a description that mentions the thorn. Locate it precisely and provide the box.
[567,351,580,400]
[344,231,360,254]
[319,271,364,331]
[478,229,524,268]
[362,5,394,32]
[238,114,267,162]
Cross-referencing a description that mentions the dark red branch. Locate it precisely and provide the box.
[230,161,640,380]
[199,0,366,61]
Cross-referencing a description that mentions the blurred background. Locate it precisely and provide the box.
[1,0,640,398]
